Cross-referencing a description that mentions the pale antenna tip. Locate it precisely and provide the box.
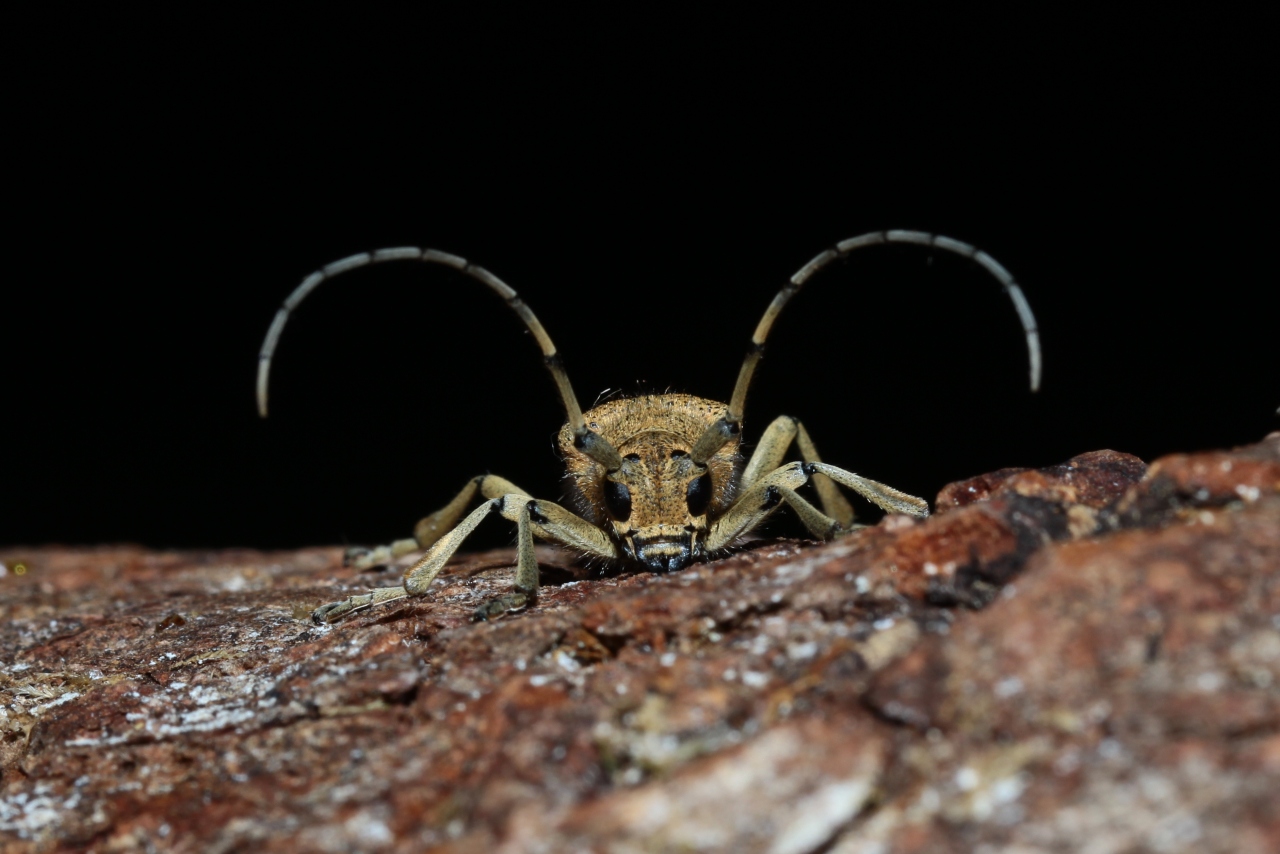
[1027,338,1043,394]
[256,361,272,418]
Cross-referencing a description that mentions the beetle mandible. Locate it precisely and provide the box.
[256,231,1041,623]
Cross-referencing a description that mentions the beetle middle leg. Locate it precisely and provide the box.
[739,415,866,528]
[705,453,929,553]
[344,474,529,569]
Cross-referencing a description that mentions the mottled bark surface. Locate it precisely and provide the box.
[3,437,1278,853]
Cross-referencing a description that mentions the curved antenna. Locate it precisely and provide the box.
[257,248,623,470]
[691,230,1042,466]
[733,230,1041,414]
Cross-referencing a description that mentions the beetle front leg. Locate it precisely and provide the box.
[472,498,622,621]
[471,498,539,621]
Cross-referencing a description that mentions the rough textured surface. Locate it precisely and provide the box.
[3,438,1278,852]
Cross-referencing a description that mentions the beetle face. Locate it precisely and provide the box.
[560,394,741,572]
[602,444,713,572]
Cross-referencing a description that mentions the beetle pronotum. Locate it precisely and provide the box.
[257,231,1040,622]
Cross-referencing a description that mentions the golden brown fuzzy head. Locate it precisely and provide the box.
[559,394,741,571]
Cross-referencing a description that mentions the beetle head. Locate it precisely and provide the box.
[561,395,740,572]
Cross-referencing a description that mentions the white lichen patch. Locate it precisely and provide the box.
[1,670,93,743]
[344,808,393,847]
[59,669,286,748]
[786,641,819,660]
[771,554,823,582]
[1233,483,1261,502]
[1193,671,1225,693]
[188,685,223,706]
[0,783,82,840]
[2,619,85,652]
[554,649,582,672]
[34,691,81,714]
[994,677,1025,699]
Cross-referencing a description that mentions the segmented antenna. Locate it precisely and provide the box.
[257,248,616,464]
[728,230,1042,420]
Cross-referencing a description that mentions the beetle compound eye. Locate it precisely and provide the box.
[604,480,633,521]
[686,472,712,517]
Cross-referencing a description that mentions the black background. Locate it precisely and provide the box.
[4,11,1274,550]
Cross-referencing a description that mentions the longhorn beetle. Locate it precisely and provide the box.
[256,231,1041,623]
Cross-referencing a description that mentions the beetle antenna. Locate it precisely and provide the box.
[257,248,622,469]
[691,231,1042,466]
[729,230,1042,418]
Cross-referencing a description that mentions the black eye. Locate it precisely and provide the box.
[686,472,712,517]
[604,480,632,521]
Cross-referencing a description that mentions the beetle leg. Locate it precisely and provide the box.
[705,460,928,553]
[313,494,620,624]
[313,495,505,624]
[344,474,530,569]
[471,497,623,621]
[740,416,856,528]
[705,462,811,550]
[806,462,929,518]
[471,498,539,621]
